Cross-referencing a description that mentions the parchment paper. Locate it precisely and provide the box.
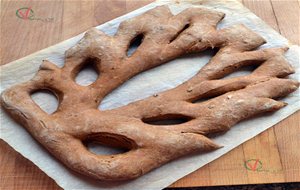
[1,0,299,189]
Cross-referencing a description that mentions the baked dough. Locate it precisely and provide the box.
[1,6,299,181]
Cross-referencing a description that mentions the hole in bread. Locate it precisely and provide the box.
[142,114,193,125]
[86,142,128,155]
[222,64,259,79]
[127,33,144,57]
[169,23,190,43]
[192,65,260,104]
[99,49,216,110]
[31,89,59,114]
[83,133,137,155]
[75,57,99,86]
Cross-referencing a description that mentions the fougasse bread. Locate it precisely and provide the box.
[1,6,299,181]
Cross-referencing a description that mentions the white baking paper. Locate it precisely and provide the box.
[1,0,299,189]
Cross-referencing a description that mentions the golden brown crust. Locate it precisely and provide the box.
[1,6,299,181]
